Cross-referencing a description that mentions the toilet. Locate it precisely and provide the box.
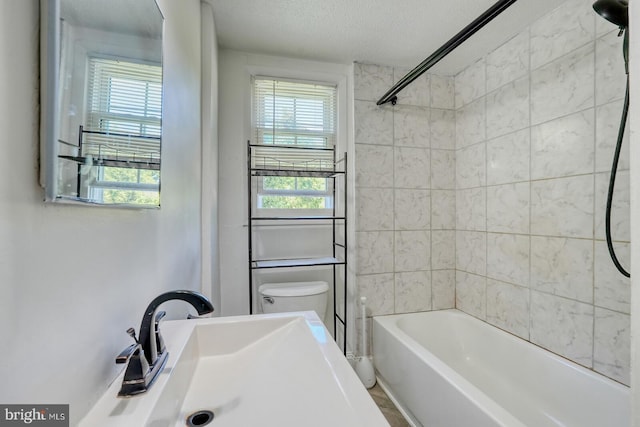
[258,281,329,321]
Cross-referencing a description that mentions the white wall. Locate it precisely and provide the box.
[201,1,220,309]
[629,0,640,424]
[0,1,208,424]
[217,50,355,346]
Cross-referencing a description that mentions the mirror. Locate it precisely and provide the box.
[40,0,163,207]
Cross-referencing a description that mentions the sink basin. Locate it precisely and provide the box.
[80,312,389,427]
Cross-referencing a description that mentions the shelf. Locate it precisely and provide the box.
[251,215,346,221]
[250,168,343,178]
[248,140,348,354]
[248,143,334,152]
[59,155,160,171]
[252,257,345,269]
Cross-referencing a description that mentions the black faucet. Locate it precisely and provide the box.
[116,290,214,397]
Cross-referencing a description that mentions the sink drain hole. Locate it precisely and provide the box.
[186,410,214,426]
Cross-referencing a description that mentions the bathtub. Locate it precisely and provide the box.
[373,309,629,427]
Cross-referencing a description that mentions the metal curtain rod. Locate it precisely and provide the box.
[376,0,520,106]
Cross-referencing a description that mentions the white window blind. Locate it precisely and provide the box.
[252,77,337,209]
[86,57,162,138]
[84,57,162,204]
[253,77,336,148]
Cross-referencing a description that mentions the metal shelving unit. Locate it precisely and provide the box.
[247,141,348,353]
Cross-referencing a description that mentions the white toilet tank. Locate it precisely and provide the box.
[258,281,329,321]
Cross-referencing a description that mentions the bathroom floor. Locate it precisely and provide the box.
[368,383,411,427]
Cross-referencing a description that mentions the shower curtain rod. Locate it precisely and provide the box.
[376,0,520,106]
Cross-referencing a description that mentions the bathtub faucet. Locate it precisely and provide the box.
[116,290,214,397]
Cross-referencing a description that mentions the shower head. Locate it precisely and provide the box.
[593,0,629,28]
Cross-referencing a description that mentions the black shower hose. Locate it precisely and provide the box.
[605,75,630,277]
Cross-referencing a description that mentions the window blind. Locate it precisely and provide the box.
[252,77,337,171]
[253,77,336,146]
[85,57,162,160]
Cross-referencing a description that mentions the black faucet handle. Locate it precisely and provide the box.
[126,327,139,343]
[116,343,139,364]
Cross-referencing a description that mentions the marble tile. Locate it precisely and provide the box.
[593,308,630,385]
[456,272,487,320]
[395,271,431,313]
[456,142,486,189]
[486,182,529,234]
[594,171,629,242]
[595,31,627,106]
[530,175,594,238]
[456,97,486,149]
[595,100,630,172]
[432,230,455,270]
[530,291,594,368]
[530,236,594,303]
[393,105,430,148]
[456,230,486,275]
[431,149,455,190]
[355,100,393,145]
[430,74,455,110]
[487,31,529,93]
[486,77,530,140]
[395,230,430,272]
[394,189,430,230]
[356,231,394,274]
[455,58,486,108]
[486,129,530,185]
[594,240,630,313]
[354,63,394,102]
[530,0,595,69]
[394,67,430,107]
[368,384,412,427]
[430,109,456,149]
[486,233,529,287]
[486,279,530,339]
[355,144,394,188]
[596,17,618,38]
[531,44,595,125]
[357,273,394,316]
[394,147,430,189]
[431,190,456,230]
[356,188,394,231]
[456,187,486,231]
[531,109,595,180]
[432,270,455,309]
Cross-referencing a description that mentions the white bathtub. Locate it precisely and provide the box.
[373,309,629,427]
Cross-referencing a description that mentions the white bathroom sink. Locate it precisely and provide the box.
[80,312,388,427]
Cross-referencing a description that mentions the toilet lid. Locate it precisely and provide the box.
[259,281,329,297]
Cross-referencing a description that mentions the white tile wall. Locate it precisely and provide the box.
[354,0,630,386]
[530,110,595,180]
[529,0,595,69]
[354,61,456,322]
[530,291,594,367]
[394,189,431,230]
[530,44,595,125]
[486,31,529,93]
[486,278,530,339]
[451,0,630,385]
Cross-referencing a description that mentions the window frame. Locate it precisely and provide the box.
[83,54,163,204]
[252,76,339,211]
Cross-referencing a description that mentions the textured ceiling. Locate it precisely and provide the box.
[209,0,564,75]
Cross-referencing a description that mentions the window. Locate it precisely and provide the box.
[253,77,337,209]
[85,56,162,204]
